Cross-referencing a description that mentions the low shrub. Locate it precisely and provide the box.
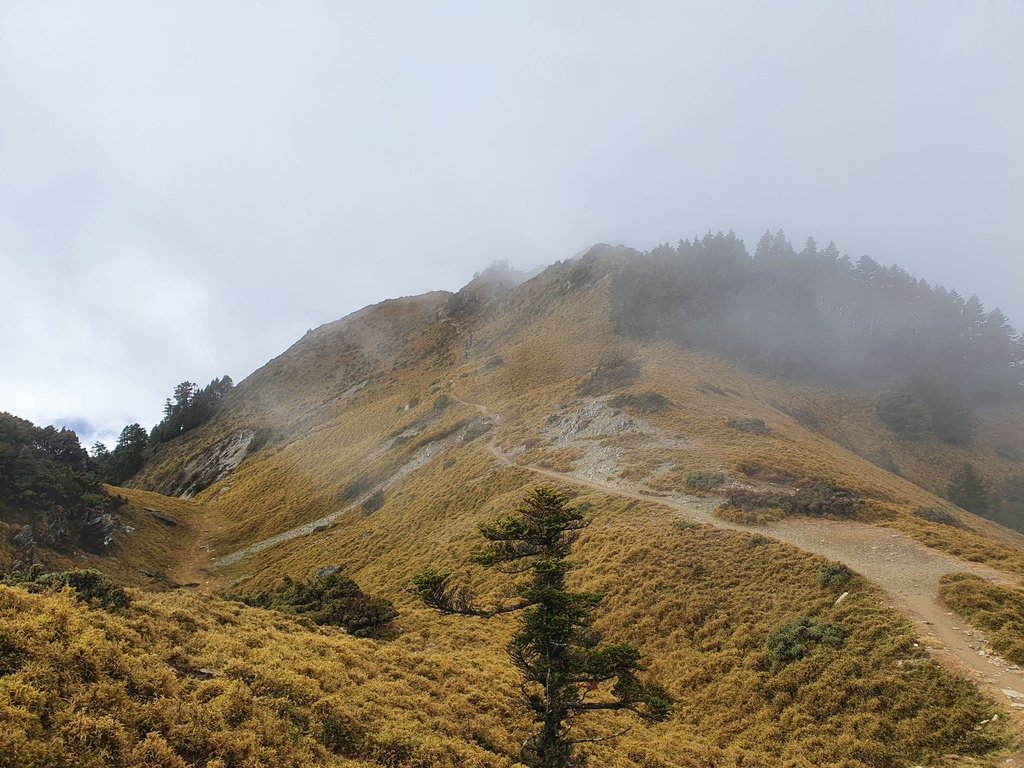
[734,461,798,485]
[4,567,131,611]
[912,507,964,528]
[610,392,669,413]
[462,420,494,443]
[236,569,397,638]
[683,471,725,493]
[714,488,788,524]
[696,382,728,396]
[819,563,853,589]
[340,476,378,502]
[767,617,846,663]
[578,356,641,396]
[939,573,1024,666]
[725,418,771,436]
[784,483,858,518]
[720,488,788,511]
[362,491,386,514]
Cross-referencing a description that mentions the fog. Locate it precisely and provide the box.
[2,1,1021,445]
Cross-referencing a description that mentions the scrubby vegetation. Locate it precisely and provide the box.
[818,563,853,589]
[578,357,640,396]
[235,568,397,638]
[725,417,771,436]
[2,567,132,610]
[786,482,860,519]
[715,488,788,523]
[912,506,965,528]
[940,573,1024,666]
[716,483,860,523]
[766,616,846,663]
[0,585,516,768]
[609,391,668,413]
[682,470,725,493]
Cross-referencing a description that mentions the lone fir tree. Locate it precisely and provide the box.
[412,486,672,767]
[947,462,989,514]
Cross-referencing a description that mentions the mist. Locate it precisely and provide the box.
[2,1,1021,444]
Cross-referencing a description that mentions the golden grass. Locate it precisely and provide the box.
[0,585,520,768]
[2,483,1012,767]
[939,573,1024,666]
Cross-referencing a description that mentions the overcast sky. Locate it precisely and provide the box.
[2,1,1022,447]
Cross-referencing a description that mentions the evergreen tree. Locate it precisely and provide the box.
[103,423,149,485]
[947,463,989,514]
[412,486,672,768]
[151,376,234,444]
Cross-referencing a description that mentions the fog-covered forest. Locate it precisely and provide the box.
[613,231,1023,403]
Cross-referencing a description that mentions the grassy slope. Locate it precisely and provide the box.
[940,573,1024,667]
[8,255,1024,766]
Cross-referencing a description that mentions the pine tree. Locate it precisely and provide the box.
[412,486,672,768]
[948,463,989,514]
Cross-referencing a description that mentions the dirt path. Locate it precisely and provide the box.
[449,388,1024,726]
[168,516,220,589]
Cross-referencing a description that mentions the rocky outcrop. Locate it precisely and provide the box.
[162,429,257,499]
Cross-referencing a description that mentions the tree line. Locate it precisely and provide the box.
[612,231,1023,403]
[93,376,233,485]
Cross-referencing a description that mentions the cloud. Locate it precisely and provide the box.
[2,1,1022,442]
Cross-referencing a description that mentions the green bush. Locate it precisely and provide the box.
[461,419,493,443]
[785,483,858,518]
[4,567,131,611]
[819,563,853,589]
[361,490,386,514]
[720,487,788,511]
[912,507,964,528]
[767,617,845,663]
[236,569,397,638]
[610,391,669,413]
[683,471,725,493]
[340,476,378,502]
[725,418,771,436]
[578,357,641,395]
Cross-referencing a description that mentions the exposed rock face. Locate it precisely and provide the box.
[165,429,257,499]
[79,510,119,552]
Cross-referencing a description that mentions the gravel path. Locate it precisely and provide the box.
[451,388,1024,728]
